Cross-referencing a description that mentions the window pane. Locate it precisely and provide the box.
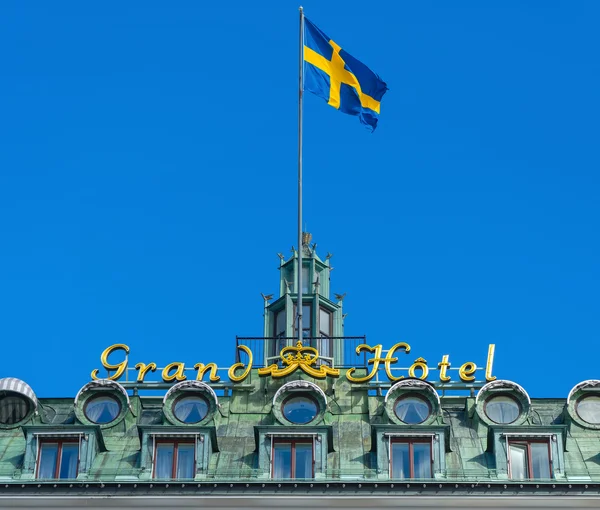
[84,395,121,424]
[485,396,521,424]
[531,443,551,479]
[282,395,319,424]
[275,310,286,337]
[319,309,330,336]
[293,305,311,337]
[509,443,528,480]
[38,443,58,479]
[173,396,209,424]
[316,337,332,363]
[294,304,312,336]
[275,337,288,359]
[294,443,313,479]
[303,305,311,337]
[394,396,431,424]
[155,444,174,478]
[0,395,30,425]
[59,444,79,479]
[413,443,432,478]
[318,309,332,360]
[302,267,310,294]
[576,396,600,424]
[391,443,410,479]
[273,443,292,479]
[176,444,195,479]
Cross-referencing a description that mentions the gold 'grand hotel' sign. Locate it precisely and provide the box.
[91,341,497,385]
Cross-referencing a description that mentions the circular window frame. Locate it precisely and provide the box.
[475,380,530,427]
[281,393,320,425]
[0,378,38,430]
[393,393,432,425]
[0,394,32,427]
[575,395,600,425]
[163,381,218,426]
[566,380,600,430]
[385,379,440,426]
[83,393,122,425]
[172,393,211,425]
[483,394,522,425]
[272,381,326,426]
[74,380,129,429]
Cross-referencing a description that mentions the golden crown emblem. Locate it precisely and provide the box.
[281,340,319,367]
[258,340,340,379]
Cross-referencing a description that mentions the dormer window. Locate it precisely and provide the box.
[567,380,600,429]
[391,438,433,479]
[508,439,552,480]
[154,439,196,479]
[385,379,440,426]
[273,439,313,479]
[37,440,79,479]
[475,380,530,427]
[74,379,129,428]
[163,380,217,426]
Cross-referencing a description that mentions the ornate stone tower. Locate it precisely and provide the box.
[262,233,345,367]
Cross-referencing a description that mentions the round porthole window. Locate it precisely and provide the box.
[394,394,431,424]
[84,394,121,424]
[576,396,600,424]
[173,395,210,424]
[0,395,31,425]
[484,395,521,424]
[282,395,319,424]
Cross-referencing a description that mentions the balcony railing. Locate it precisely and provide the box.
[235,336,368,368]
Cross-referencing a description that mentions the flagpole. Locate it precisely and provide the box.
[297,6,304,344]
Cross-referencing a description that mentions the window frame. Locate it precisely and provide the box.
[389,437,433,479]
[153,438,197,480]
[507,438,552,480]
[271,437,315,479]
[256,426,331,480]
[317,307,333,362]
[36,439,80,479]
[318,307,331,337]
[274,309,286,338]
[272,308,288,360]
[0,394,31,425]
[575,395,600,425]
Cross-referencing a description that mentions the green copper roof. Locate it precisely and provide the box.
[1,370,600,487]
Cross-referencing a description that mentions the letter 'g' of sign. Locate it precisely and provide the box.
[91,344,129,381]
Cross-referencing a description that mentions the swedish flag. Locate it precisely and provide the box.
[303,18,388,131]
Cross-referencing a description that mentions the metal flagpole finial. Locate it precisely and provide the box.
[299,6,303,11]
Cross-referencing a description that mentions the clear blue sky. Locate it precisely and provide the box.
[1,1,598,398]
